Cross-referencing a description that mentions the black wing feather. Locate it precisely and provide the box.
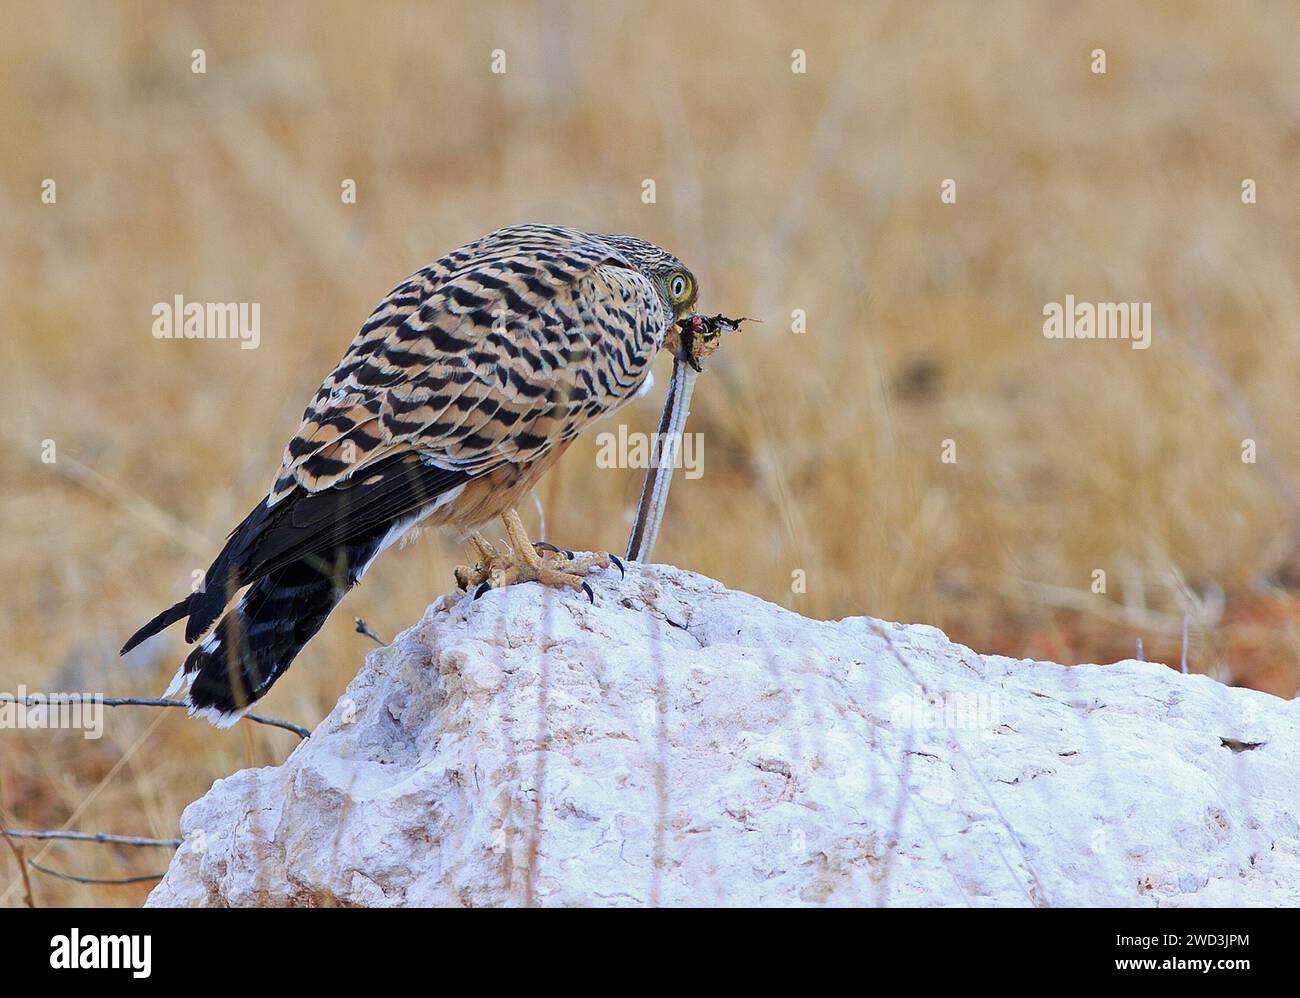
[120,452,470,653]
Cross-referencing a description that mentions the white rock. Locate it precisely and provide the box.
[147,563,1300,907]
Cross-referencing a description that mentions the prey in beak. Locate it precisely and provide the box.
[676,312,751,372]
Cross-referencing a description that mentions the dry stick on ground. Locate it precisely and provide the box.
[0,694,310,740]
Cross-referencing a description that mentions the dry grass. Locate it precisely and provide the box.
[3,0,1299,905]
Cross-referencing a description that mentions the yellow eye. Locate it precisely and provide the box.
[669,272,691,302]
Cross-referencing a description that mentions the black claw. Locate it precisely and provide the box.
[473,582,491,601]
[609,554,625,578]
[581,582,595,604]
[532,541,561,554]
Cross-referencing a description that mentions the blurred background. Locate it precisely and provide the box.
[3,0,1299,904]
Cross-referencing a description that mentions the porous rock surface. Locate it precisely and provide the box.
[147,563,1300,907]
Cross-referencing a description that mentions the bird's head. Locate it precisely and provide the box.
[597,233,699,323]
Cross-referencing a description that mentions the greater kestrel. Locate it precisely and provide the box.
[121,224,700,726]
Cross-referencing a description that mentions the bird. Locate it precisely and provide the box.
[120,223,701,727]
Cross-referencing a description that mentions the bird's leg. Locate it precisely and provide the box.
[450,509,623,604]
[438,533,499,610]
[452,532,499,591]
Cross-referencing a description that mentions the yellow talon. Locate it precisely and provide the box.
[444,509,617,605]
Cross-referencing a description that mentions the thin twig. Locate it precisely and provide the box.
[0,827,34,908]
[353,617,388,646]
[0,829,180,848]
[0,694,310,740]
[29,860,164,886]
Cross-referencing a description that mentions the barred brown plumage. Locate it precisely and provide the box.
[120,224,702,726]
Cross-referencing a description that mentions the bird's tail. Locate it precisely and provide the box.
[166,550,371,726]
[123,454,466,726]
